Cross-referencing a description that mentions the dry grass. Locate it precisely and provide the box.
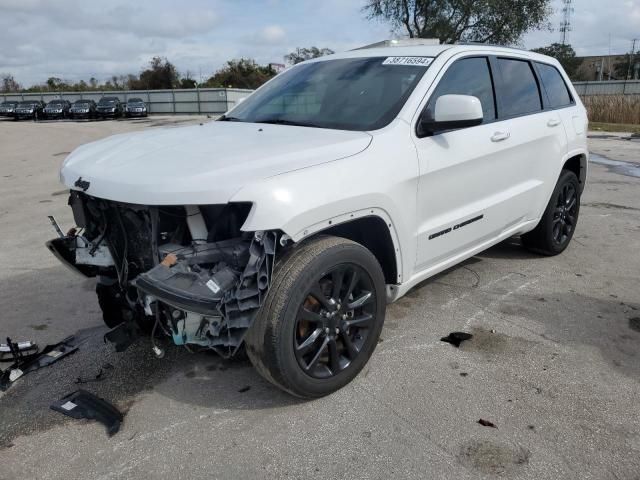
[581,95,640,125]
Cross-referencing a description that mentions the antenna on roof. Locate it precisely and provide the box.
[559,0,574,45]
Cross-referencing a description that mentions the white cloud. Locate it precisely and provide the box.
[260,25,287,43]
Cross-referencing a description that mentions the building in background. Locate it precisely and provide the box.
[575,54,640,81]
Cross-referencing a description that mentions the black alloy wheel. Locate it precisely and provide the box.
[552,181,578,246]
[294,263,376,379]
[245,236,386,398]
[522,169,581,255]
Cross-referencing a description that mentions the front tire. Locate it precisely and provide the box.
[245,236,386,398]
[522,169,581,256]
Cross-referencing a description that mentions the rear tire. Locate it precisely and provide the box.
[522,170,581,256]
[245,236,386,398]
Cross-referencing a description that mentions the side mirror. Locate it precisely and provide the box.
[417,94,484,137]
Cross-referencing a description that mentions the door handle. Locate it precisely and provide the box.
[491,131,510,142]
[547,118,561,127]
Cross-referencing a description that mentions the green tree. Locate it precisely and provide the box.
[46,77,63,90]
[363,0,552,45]
[531,43,582,79]
[135,56,179,89]
[284,47,335,65]
[0,74,21,93]
[179,71,197,89]
[204,59,276,89]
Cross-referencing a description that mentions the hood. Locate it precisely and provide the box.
[60,121,372,205]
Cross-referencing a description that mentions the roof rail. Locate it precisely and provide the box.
[353,38,441,50]
[455,42,531,53]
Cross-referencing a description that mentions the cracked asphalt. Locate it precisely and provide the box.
[0,117,639,480]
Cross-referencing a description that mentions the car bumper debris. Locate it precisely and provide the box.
[0,335,80,391]
[50,389,123,436]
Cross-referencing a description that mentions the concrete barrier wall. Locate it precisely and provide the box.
[0,88,254,114]
[573,80,640,96]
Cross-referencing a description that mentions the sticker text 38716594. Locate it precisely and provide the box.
[382,57,434,67]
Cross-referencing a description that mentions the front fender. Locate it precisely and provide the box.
[230,126,420,286]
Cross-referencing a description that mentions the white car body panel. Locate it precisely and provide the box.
[58,44,589,303]
[60,122,372,205]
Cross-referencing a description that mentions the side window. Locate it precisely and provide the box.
[496,58,542,117]
[426,57,496,123]
[536,62,573,108]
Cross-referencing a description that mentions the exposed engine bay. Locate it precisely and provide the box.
[47,191,278,357]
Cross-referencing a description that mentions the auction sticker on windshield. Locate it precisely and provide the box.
[382,57,433,66]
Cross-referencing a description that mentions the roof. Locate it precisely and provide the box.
[305,43,558,66]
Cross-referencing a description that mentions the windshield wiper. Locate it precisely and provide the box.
[255,118,321,128]
[218,115,244,122]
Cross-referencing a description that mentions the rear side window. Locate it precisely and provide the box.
[497,58,542,117]
[427,57,496,122]
[536,63,573,108]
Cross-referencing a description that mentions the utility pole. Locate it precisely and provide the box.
[559,0,574,46]
[627,39,637,80]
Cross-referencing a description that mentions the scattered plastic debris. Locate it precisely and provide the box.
[0,336,79,391]
[441,332,473,348]
[0,339,38,361]
[51,390,123,436]
[478,419,497,428]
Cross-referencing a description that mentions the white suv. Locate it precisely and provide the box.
[51,44,588,397]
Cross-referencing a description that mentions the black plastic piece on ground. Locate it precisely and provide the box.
[50,389,123,436]
[0,336,79,391]
[440,331,473,348]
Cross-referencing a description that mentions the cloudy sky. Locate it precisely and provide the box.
[1,0,639,87]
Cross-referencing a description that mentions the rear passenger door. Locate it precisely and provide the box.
[492,57,569,222]
[534,61,584,162]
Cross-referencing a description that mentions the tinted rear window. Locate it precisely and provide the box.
[497,58,542,117]
[536,63,573,108]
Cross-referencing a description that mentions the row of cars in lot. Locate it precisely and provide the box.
[0,97,148,120]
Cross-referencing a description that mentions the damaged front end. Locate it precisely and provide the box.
[47,191,277,357]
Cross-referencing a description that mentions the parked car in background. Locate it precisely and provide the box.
[50,44,588,398]
[0,101,19,117]
[69,100,97,119]
[14,100,45,120]
[96,97,123,119]
[43,100,71,119]
[125,97,148,117]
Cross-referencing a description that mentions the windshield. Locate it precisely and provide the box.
[223,56,432,131]
[74,102,90,107]
[47,102,64,107]
[1,102,17,107]
[127,98,144,104]
[18,101,37,107]
[98,99,117,106]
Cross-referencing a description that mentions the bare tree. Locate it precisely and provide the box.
[0,73,21,93]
